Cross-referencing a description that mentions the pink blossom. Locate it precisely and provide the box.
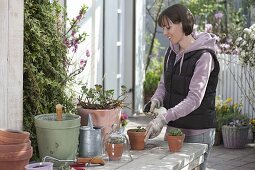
[215,12,223,22]
[80,59,87,66]
[121,113,128,120]
[76,15,82,21]
[86,50,90,57]
[71,31,76,37]
[205,24,213,33]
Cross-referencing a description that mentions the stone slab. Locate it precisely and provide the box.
[86,142,207,170]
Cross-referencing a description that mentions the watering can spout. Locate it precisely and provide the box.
[87,114,93,129]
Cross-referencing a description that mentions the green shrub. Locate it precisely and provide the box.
[24,0,81,160]
[143,57,163,99]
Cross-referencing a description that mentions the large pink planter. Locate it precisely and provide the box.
[77,107,121,136]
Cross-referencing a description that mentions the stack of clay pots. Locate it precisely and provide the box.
[0,129,33,170]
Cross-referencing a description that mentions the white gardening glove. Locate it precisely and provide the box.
[150,99,160,112]
[143,99,160,119]
[144,112,167,142]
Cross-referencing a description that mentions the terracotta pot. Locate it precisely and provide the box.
[106,143,124,161]
[167,134,185,152]
[78,107,121,136]
[0,129,30,144]
[127,129,146,150]
[0,147,33,170]
[0,140,31,153]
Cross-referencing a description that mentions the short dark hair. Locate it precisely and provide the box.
[158,4,194,36]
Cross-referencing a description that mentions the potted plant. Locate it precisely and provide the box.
[127,126,146,150]
[222,113,250,148]
[106,135,125,161]
[219,98,250,148]
[77,84,128,136]
[166,128,185,152]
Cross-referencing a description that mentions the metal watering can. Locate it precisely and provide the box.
[79,114,103,157]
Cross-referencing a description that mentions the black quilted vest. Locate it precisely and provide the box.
[163,48,220,129]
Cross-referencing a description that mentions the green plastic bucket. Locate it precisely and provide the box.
[34,114,80,160]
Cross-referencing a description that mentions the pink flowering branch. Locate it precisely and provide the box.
[60,4,90,84]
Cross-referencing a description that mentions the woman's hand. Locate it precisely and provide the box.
[143,99,160,119]
[144,113,167,142]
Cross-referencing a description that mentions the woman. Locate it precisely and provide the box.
[144,4,220,170]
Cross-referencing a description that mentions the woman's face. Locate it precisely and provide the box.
[161,17,184,44]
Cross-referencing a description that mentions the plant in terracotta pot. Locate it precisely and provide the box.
[77,84,128,136]
[127,126,146,150]
[166,128,185,152]
[106,135,125,161]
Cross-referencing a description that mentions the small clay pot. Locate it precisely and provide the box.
[167,134,185,152]
[0,147,33,161]
[127,129,146,150]
[0,140,31,153]
[0,129,30,144]
[106,143,124,161]
[0,147,33,170]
